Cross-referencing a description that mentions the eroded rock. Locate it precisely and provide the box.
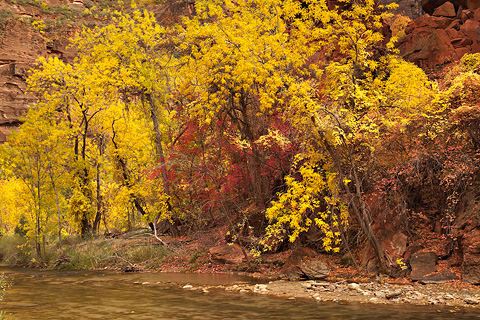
[209,244,250,264]
[433,1,457,16]
[418,270,460,284]
[299,258,330,280]
[399,4,480,67]
[410,251,437,280]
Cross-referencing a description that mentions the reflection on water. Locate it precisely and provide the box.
[1,267,480,320]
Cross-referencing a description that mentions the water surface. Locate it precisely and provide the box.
[1,267,480,319]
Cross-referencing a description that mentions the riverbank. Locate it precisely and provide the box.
[179,279,480,310]
[2,230,480,310]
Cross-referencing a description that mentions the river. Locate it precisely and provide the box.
[1,267,480,319]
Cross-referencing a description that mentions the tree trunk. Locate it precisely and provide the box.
[93,135,105,234]
[50,171,62,249]
[311,116,387,273]
[145,92,179,237]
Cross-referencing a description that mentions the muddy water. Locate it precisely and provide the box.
[1,267,480,320]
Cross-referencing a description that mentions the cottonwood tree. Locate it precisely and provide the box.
[265,0,437,271]
[0,105,71,260]
[27,56,114,236]
[73,9,182,236]
[179,0,438,271]
[177,0,309,221]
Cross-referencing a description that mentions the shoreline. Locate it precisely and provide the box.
[2,233,480,310]
[177,275,480,309]
[3,261,480,309]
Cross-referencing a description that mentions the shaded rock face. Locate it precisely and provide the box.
[454,188,480,284]
[399,6,480,67]
[299,258,330,280]
[0,12,75,141]
[382,0,424,20]
[410,251,437,280]
[209,244,250,264]
[423,0,480,14]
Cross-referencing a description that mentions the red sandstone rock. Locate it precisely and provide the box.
[423,0,453,15]
[399,4,480,67]
[209,244,250,264]
[423,0,480,14]
[455,46,473,58]
[474,7,480,20]
[405,14,454,31]
[459,19,480,51]
[453,188,480,284]
[461,228,480,284]
[445,26,460,38]
[433,1,457,16]
[460,9,475,23]
[466,0,480,10]
[452,37,474,47]
[399,26,456,67]
[410,252,437,281]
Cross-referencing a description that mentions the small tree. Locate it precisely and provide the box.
[0,105,71,260]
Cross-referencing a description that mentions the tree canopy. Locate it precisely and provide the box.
[0,0,473,273]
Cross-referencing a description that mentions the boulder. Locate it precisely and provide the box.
[299,258,330,280]
[410,251,437,280]
[461,228,480,284]
[459,20,480,52]
[460,9,475,22]
[209,244,249,264]
[433,1,457,16]
[399,26,456,67]
[455,46,473,58]
[451,37,474,47]
[423,0,479,14]
[281,247,319,280]
[405,15,454,31]
[418,270,460,284]
[69,0,85,10]
[423,0,455,15]
[445,27,460,38]
[466,0,480,10]
[474,7,480,21]
[398,8,480,67]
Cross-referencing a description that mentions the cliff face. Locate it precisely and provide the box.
[0,0,77,142]
[0,0,194,141]
[399,1,480,67]
[0,19,42,142]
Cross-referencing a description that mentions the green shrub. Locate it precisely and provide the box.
[0,235,32,266]
[0,9,13,25]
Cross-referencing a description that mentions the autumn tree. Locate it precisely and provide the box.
[176,0,309,229]
[267,0,437,271]
[0,104,71,260]
[177,0,438,271]
[73,8,182,236]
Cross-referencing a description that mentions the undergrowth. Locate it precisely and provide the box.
[0,233,170,270]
